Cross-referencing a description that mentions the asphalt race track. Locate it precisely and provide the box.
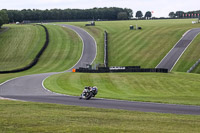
[0,25,200,115]
[156,28,200,71]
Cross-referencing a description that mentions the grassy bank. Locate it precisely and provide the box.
[23,24,83,73]
[0,24,45,71]
[0,100,200,133]
[44,72,200,105]
[61,19,200,69]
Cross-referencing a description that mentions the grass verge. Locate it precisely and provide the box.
[44,72,200,105]
[0,100,200,133]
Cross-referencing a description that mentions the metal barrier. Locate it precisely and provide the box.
[187,59,200,73]
[104,31,108,67]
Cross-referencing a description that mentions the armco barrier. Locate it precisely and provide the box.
[0,24,49,74]
[187,59,200,73]
[75,67,168,73]
[104,31,108,67]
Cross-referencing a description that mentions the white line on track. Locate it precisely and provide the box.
[155,29,191,69]
[170,32,200,71]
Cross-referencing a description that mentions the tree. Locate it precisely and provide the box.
[175,11,184,18]
[136,11,143,19]
[0,10,9,28]
[124,8,133,19]
[0,16,3,28]
[117,12,128,20]
[145,11,152,19]
[169,12,175,18]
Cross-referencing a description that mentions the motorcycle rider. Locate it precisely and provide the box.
[80,86,90,99]
[79,86,98,99]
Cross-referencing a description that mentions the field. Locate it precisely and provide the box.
[0,100,200,133]
[62,19,200,71]
[44,72,200,105]
[1,19,200,132]
[0,24,45,71]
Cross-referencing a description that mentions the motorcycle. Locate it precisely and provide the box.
[79,86,98,100]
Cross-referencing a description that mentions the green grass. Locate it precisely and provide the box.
[0,24,82,83]
[23,24,83,73]
[0,100,200,133]
[60,19,200,68]
[173,33,200,73]
[44,72,200,105]
[0,24,45,71]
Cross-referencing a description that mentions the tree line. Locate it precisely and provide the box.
[3,7,133,23]
[0,10,9,28]
[169,10,200,18]
[135,11,152,19]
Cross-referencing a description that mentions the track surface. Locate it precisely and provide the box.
[0,25,200,115]
[156,28,200,71]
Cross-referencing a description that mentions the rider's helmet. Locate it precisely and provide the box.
[92,86,98,95]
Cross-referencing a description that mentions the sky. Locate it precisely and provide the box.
[0,0,199,17]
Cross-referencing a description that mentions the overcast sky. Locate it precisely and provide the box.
[0,0,199,17]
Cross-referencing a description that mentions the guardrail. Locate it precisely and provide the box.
[187,59,200,73]
[0,24,49,73]
[104,31,108,67]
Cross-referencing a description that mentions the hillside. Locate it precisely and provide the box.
[63,19,200,73]
[0,24,45,71]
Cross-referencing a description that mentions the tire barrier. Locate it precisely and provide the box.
[104,31,108,67]
[0,24,49,74]
[187,59,200,73]
[75,66,168,73]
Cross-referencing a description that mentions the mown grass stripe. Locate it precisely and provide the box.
[45,72,200,105]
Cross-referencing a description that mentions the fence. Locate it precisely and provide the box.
[104,31,108,67]
[0,24,49,74]
[187,59,200,73]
